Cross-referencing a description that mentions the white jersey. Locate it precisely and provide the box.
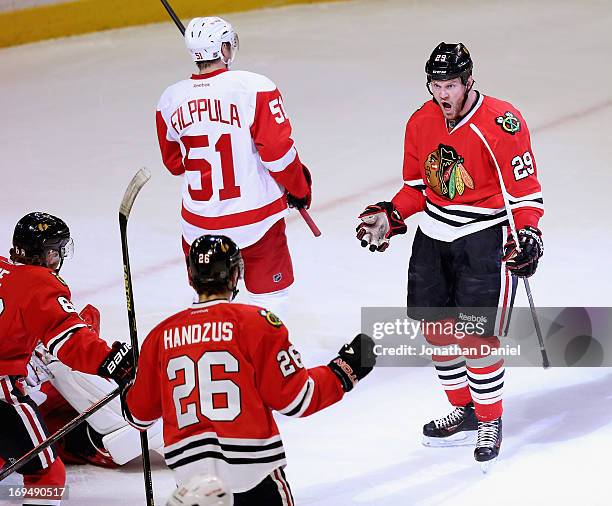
[156,69,308,248]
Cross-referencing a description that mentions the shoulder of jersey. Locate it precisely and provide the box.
[480,95,523,118]
[9,264,70,291]
[228,303,285,330]
[409,100,441,123]
[478,95,527,136]
[221,70,277,93]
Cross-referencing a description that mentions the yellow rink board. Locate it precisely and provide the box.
[0,0,343,48]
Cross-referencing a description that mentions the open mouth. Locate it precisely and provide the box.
[442,101,452,111]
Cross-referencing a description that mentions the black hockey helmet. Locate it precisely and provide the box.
[425,42,473,85]
[188,235,243,297]
[10,212,73,271]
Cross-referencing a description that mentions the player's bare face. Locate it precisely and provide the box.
[431,78,466,120]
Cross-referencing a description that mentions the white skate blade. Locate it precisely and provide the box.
[479,458,497,474]
[422,430,477,448]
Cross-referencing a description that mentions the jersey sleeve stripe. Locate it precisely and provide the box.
[277,377,314,417]
[507,190,543,201]
[123,410,157,431]
[509,201,544,211]
[261,146,297,173]
[46,324,87,356]
[404,179,427,191]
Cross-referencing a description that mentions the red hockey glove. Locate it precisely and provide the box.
[286,165,312,210]
[503,226,543,278]
[98,342,135,387]
[79,304,100,334]
[356,201,407,252]
[327,334,377,392]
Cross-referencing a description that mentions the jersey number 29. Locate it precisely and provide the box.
[511,151,535,181]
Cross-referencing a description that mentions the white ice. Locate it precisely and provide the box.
[1,0,611,504]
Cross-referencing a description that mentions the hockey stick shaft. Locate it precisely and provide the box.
[159,0,321,238]
[159,0,185,34]
[299,208,321,237]
[470,124,549,368]
[119,168,155,505]
[0,389,119,481]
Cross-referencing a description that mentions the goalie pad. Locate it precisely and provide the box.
[46,359,125,435]
[102,420,164,465]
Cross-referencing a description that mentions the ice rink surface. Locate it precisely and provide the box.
[1,0,612,504]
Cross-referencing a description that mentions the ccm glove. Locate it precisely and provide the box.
[503,225,544,278]
[98,341,135,387]
[328,334,377,392]
[356,201,407,252]
[286,165,312,210]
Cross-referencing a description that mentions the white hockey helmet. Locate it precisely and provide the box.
[166,474,232,506]
[185,17,239,67]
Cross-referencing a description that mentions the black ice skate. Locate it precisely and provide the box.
[422,402,478,447]
[474,418,502,473]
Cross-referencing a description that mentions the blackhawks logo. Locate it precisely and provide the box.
[496,111,521,135]
[425,144,474,199]
[259,309,283,328]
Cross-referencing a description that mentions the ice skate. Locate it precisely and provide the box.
[422,402,478,447]
[474,418,502,473]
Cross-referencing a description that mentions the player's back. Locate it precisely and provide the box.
[157,69,295,247]
[141,299,288,491]
[152,301,280,439]
[0,257,56,375]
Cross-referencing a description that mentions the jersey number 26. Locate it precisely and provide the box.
[168,351,241,429]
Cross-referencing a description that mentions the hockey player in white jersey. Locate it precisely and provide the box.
[156,17,312,318]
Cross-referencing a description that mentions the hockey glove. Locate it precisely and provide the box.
[328,334,377,392]
[503,226,544,278]
[98,342,135,387]
[356,201,407,252]
[286,165,312,210]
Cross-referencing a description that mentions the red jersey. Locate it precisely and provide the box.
[0,257,111,376]
[125,300,344,492]
[392,94,544,241]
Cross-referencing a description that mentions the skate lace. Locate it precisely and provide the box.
[476,421,499,448]
[433,406,466,429]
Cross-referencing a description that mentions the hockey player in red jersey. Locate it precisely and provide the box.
[122,235,376,505]
[356,43,544,467]
[156,16,312,318]
[0,212,134,505]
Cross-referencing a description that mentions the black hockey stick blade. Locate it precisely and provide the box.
[0,389,120,481]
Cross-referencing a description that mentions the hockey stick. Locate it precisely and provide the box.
[158,0,322,238]
[119,167,155,505]
[470,123,550,368]
[0,388,120,481]
[160,0,185,34]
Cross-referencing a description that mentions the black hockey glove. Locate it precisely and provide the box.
[286,165,312,210]
[356,201,407,252]
[503,226,543,278]
[327,334,377,392]
[98,342,135,387]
